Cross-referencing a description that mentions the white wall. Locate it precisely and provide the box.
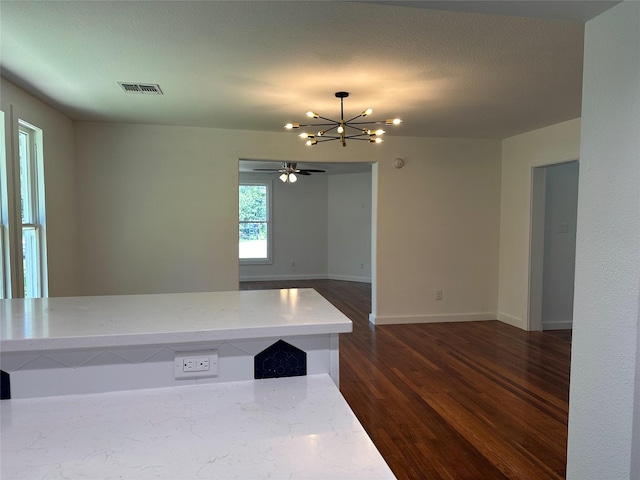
[497,118,581,329]
[373,139,501,325]
[73,121,501,324]
[0,78,81,297]
[75,122,240,295]
[239,172,328,281]
[566,2,640,478]
[328,172,372,283]
[542,161,579,330]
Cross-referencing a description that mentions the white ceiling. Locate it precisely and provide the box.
[1,0,617,144]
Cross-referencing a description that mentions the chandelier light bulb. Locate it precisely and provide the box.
[362,108,373,116]
[369,137,384,143]
[306,139,318,146]
[337,125,344,134]
[306,111,319,118]
[299,132,314,139]
[386,118,402,125]
[284,123,299,129]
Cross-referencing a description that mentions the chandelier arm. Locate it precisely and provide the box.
[344,123,370,132]
[314,115,339,124]
[347,120,388,125]
[344,113,366,123]
[314,134,341,139]
[321,125,339,133]
[342,136,371,141]
[344,133,372,138]
[298,122,338,127]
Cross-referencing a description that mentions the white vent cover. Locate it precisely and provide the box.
[118,82,163,95]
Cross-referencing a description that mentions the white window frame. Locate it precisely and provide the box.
[239,180,273,265]
[18,120,48,298]
[0,115,49,299]
[0,110,8,298]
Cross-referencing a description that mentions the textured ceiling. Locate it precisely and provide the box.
[0,1,617,139]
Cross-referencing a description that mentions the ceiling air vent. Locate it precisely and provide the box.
[118,82,163,95]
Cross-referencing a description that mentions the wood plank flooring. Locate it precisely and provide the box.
[240,279,571,479]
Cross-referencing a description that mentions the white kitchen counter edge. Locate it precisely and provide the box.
[1,289,353,352]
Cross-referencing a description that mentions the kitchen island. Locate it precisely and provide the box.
[1,289,396,479]
[1,288,351,398]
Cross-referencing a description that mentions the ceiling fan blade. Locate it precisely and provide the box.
[298,169,326,173]
[296,171,312,175]
[253,168,281,172]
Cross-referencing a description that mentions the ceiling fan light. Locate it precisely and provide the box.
[285,122,299,129]
[289,173,298,183]
[279,173,288,182]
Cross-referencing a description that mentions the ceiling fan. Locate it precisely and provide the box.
[253,162,326,183]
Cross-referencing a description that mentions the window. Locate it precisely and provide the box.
[19,121,47,297]
[0,111,7,298]
[239,182,272,264]
[0,116,47,298]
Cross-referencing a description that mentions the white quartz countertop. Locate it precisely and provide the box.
[1,374,395,480]
[0,289,352,352]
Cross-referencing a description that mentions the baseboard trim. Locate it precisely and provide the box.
[369,312,496,326]
[239,274,329,282]
[497,313,526,330]
[239,274,371,283]
[327,274,371,283]
[542,321,573,330]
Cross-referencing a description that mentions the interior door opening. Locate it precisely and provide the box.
[529,160,579,333]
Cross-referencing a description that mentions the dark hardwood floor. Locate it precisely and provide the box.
[240,279,572,479]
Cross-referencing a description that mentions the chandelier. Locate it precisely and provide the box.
[285,91,402,147]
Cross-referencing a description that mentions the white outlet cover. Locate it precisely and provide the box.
[174,350,218,379]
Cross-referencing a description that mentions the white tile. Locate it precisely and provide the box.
[0,352,40,372]
[10,367,80,398]
[44,349,102,368]
[108,345,168,363]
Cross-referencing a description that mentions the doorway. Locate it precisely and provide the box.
[237,159,374,284]
[529,160,579,331]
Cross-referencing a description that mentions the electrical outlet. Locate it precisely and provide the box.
[174,350,218,379]
[435,289,443,301]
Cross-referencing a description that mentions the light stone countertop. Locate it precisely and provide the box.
[1,374,395,479]
[1,289,352,352]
